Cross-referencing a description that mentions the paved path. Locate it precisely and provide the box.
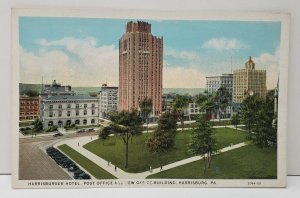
[54,134,247,179]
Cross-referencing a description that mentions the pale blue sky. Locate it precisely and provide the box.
[19,17,281,88]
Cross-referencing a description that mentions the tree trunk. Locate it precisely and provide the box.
[125,133,129,168]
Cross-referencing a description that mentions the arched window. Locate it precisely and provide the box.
[75,120,80,125]
[48,121,53,126]
[66,120,71,126]
[83,119,87,125]
[58,120,63,126]
[91,119,95,124]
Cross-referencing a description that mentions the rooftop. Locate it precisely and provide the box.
[43,94,97,101]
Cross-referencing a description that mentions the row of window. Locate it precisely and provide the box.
[48,119,95,126]
[49,103,96,109]
[20,101,39,105]
[48,109,96,117]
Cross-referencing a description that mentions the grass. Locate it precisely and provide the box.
[147,144,277,179]
[84,127,247,173]
[58,144,116,179]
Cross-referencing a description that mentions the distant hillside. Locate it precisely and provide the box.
[19,83,205,96]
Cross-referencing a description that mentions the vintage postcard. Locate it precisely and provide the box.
[11,8,290,188]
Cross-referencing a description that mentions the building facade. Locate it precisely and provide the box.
[41,95,98,129]
[233,56,267,103]
[98,84,118,118]
[119,21,163,116]
[206,74,233,96]
[19,96,40,121]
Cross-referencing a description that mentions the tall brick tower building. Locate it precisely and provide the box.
[119,21,163,116]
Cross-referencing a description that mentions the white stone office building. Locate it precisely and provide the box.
[41,95,99,129]
[206,74,233,96]
[98,84,118,118]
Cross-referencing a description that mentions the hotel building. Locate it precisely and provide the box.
[119,21,163,116]
[233,56,267,103]
[19,96,40,121]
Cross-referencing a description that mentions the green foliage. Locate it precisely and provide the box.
[146,112,177,154]
[241,91,277,148]
[22,89,40,97]
[109,109,143,168]
[189,114,218,173]
[32,119,43,132]
[230,113,240,129]
[240,94,263,132]
[139,98,153,122]
[99,126,111,145]
[46,125,58,132]
[172,94,191,130]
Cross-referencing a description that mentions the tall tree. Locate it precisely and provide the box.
[213,86,231,120]
[247,90,277,147]
[240,94,263,133]
[109,109,143,168]
[146,111,177,155]
[139,98,153,133]
[230,113,240,130]
[99,126,111,145]
[172,94,191,131]
[189,114,218,174]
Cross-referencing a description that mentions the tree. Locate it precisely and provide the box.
[146,111,177,155]
[189,114,218,174]
[241,91,277,148]
[139,98,153,133]
[240,94,263,133]
[32,119,43,136]
[109,109,143,168]
[172,94,191,131]
[213,87,231,121]
[230,113,240,130]
[247,90,277,148]
[99,126,111,145]
[23,89,39,97]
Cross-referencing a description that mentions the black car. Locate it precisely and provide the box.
[68,165,79,172]
[77,173,91,180]
[53,132,63,137]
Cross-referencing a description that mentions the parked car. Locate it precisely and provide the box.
[68,165,79,172]
[53,132,63,137]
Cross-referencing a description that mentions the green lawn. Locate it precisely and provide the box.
[58,144,116,179]
[147,144,277,179]
[83,127,247,173]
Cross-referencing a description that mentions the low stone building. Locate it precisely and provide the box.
[41,95,98,129]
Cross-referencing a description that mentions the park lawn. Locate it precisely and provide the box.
[58,144,116,179]
[83,127,247,173]
[147,144,277,179]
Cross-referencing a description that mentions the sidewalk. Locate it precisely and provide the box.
[54,135,247,179]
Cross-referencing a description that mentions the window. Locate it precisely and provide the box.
[67,111,71,116]
[76,110,79,116]
[67,104,71,108]
[48,121,53,126]
[83,119,87,125]
[58,111,62,117]
[84,110,87,115]
[49,105,53,109]
[76,104,79,109]
[91,119,95,124]
[49,112,53,117]
[84,104,87,108]
[92,104,95,108]
[92,109,95,115]
[58,104,62,109]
